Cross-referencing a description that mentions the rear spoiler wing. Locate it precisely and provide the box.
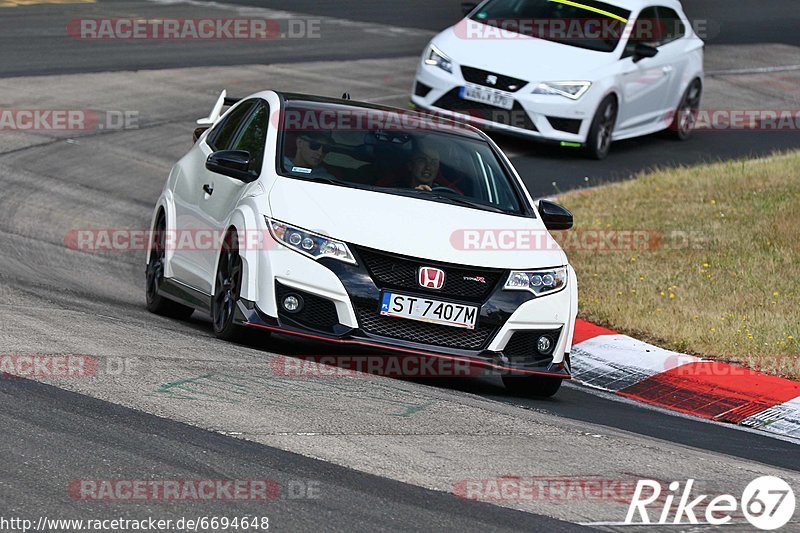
[196,90,241,126]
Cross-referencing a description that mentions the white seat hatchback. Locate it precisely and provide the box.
[411,0,703,158]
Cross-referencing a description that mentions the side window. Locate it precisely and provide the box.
[230,102,270,176]
[207,101,255,151]
[623,6,660,58]
[657,7,686,45]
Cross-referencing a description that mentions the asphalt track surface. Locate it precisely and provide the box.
[1,0,799,530]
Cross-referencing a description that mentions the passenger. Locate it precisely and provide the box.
[284,131,337,180]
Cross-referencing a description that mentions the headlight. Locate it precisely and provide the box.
[505,267,568,296]
[424,43,454,74]
[266,217,356,265]
[532,81,591,100]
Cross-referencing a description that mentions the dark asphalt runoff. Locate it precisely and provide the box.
[0,377,585,532]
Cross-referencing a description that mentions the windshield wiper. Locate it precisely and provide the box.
[396,188,508,213]
[428,193,508,214]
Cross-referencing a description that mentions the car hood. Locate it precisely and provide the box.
[268,178,567,270]
[433,20,618,83]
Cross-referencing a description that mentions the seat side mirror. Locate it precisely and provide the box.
[632,43,659,63]
[538,199,573,230]
[206,150,255,182]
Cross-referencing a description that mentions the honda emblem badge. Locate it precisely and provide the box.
[418,267,446,289]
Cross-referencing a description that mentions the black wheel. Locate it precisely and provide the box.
[584,95,618,160]
[212,230,245,341]
[669,79,702,140]
[502,375,563,398]
[145,212,195,319]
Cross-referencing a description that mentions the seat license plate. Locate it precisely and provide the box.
[459,84,514,110]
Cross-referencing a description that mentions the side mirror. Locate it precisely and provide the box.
[461,2,478,15]
[206,150,255,182]
[632,43,659,63]
[538,199,573,230]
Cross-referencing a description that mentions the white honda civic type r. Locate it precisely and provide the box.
[411,0,704,158]
[146,91,578,396]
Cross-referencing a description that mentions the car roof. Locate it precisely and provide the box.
[267,91,488,142]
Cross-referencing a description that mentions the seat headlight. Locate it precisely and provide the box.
[266,217,356,264]
[505,267,568,296]
[532,81,592,100]
[424,43,454,74]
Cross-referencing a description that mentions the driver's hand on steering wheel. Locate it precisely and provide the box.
[414,184,432,191]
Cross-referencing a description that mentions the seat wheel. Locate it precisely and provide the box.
[669,79,702,140]
[584,96,617,160]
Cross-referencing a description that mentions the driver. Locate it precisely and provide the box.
[408,141,440,191]
[407,139,462,193]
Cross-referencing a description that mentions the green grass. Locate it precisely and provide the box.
[558,151,800,379]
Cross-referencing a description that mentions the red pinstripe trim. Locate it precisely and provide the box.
[244,321,570,378]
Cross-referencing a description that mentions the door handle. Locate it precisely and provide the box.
[662,65,673,74]
[203,184,214,196]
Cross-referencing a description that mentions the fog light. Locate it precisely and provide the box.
[537,335,553,355]
[283,294,303,313]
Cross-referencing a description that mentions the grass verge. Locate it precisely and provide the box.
[558,151,799,380]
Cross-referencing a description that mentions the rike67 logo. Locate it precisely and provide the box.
[626,477,795,530]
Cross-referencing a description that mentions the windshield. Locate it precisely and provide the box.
[469,0,631,53]
[278,101,528,215]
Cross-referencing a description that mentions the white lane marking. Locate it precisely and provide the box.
[708,64,800,76]
[147,0,434,37]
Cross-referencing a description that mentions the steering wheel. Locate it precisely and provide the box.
[431,185,458,194]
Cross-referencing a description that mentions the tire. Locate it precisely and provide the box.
[145,212,195,319]
[584,95,618,160]
[502,375,563,398]
[669,79,702,140]
[211,230,245,341]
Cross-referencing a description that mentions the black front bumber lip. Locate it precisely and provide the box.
[234,298,570,378]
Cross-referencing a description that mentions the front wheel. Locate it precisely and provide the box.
[584,95,618,160]
[502,375,563,398]
[212,230,245,341]
[669,79,702,140]
[145,213,195,319]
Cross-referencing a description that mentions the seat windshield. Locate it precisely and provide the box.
[278,101,529,216]
[469,0,631,53]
